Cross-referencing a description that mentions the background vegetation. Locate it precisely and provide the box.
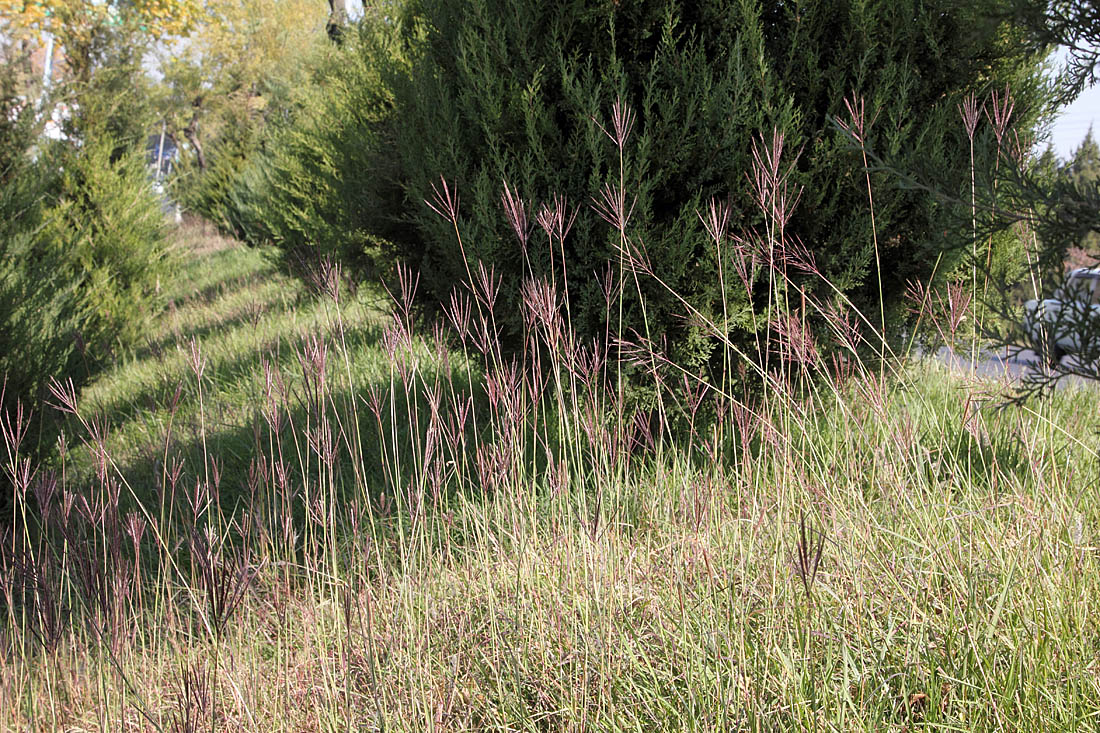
[0,51,171,452]
[217,19,408,278]
[161,0,331,234]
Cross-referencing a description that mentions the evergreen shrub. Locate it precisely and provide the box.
[1,129,171,417]
[385,0,1048,378]
[209,20,407,279]
[175,116,260,238]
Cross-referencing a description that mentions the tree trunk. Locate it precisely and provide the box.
[184,107,206,171]
[326,0,348,44]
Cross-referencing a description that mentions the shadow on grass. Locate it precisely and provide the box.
[68,318,389,444]
[157,246,289,318]
[99,351,489,541]
[135,288,306,363]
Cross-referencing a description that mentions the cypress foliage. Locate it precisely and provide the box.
[1,54,170,523]
[1,137,170,410]
[210,20,407,278]
[176,112,261,237]
[1,65,171,433]
[385,0,1048,375]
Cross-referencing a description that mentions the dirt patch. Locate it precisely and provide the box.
[171,214,241,256]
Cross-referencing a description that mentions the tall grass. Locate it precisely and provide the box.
[2,114,1099,732]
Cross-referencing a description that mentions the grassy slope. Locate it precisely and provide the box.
[4,224,1100,731]
[62,224,389,501]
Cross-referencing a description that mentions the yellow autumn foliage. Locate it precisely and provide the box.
[0,0,197,42]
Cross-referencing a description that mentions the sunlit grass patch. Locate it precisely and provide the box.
[4,222,1100,731]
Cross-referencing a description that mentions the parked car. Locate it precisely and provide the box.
[1023,267,1100,366]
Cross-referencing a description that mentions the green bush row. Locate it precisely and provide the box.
[1,84,172,426]
[391,0,1048,368]
[209,0,1050,381]
[178,23,407,281]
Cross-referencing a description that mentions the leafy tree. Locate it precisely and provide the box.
[1,0,196,38]
[0,0,198,83]
[159,0,330,217]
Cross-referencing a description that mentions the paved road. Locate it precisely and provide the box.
[935,346,1098,390]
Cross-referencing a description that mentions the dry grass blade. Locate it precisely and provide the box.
[795,513,826,606]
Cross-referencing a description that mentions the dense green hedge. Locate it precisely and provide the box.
[187,21,407,280]
[380,0,1047,374]
[200,0,1048,382]
[1,104,171,425]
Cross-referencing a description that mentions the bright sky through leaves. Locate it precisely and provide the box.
[1050,85,1099,158]
[1048,45,1099,159]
